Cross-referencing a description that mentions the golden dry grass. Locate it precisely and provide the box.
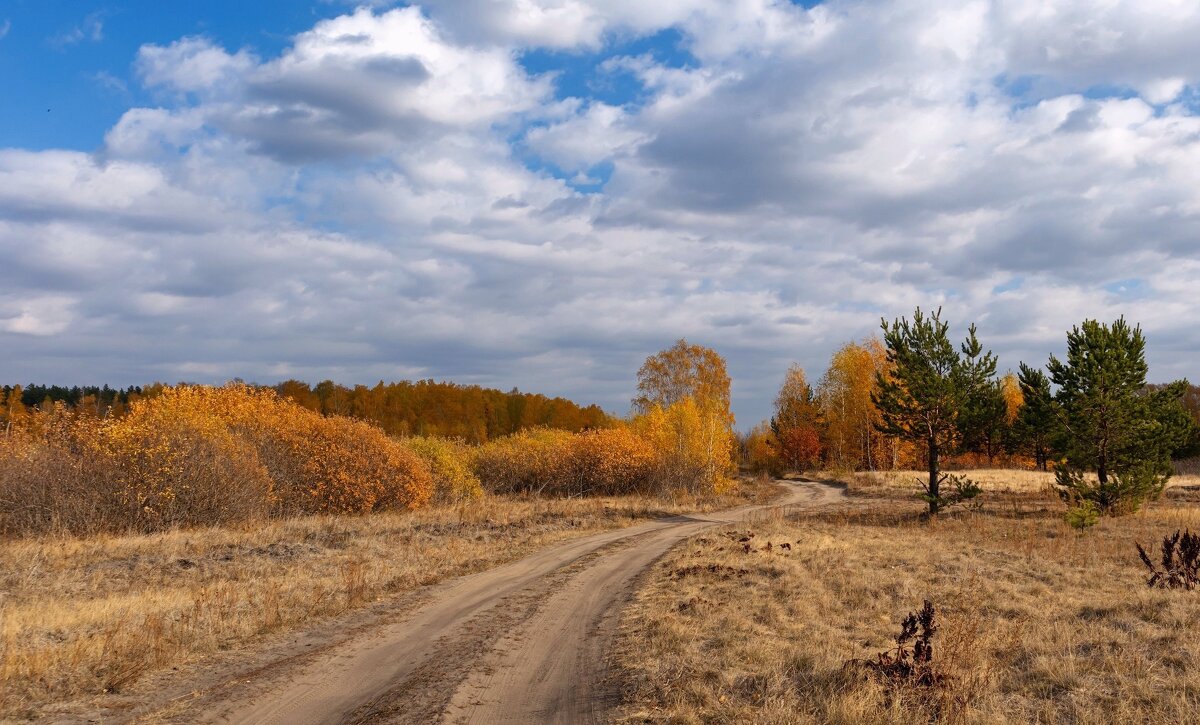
[849,468,1200,494]
[0,480,776,720]
[614,483,1200,723]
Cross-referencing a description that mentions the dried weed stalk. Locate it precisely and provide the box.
[848,600,949,688]
[1137,529,1200,590]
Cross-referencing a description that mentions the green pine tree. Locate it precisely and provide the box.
[958,377,1007,464]
[1047,318,1193,514]
[873,307,995,515]
[1011,362,1057,470]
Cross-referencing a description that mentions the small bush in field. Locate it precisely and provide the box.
[0,408,128,537]
[563,427,656,496]
[101,388,277,530]
[849,600,948,688]
[913,472,982,514]
[406,436,483,503]
[472,426,656,497]
[1064,499,1100,531]
[1136,530,1200,590]
[106,384,434,518]
[1056,465,1167,516]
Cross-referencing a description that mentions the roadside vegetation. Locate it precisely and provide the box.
[615,482,1200,723]
[618,312,1200,723]
[0,479,777,720]
[0,338,747,718]
[0,338,737,538]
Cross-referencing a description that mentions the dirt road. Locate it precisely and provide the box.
[160,480,843,724]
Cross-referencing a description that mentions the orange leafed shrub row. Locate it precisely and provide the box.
[474,427,657,497]
[0,385,435,536]
[0,385,736,537]
[472,399,735,498]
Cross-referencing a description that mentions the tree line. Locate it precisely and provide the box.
[752,309,1198,517]
[1,379,611,443]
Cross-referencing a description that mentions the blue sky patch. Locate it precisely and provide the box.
[0,1,350,151]
[993,276,1024,294]
[518,27,696,108]
[1104,278,1150,299]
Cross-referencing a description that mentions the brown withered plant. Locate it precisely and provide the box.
[1137,529,1200,590]
[850,599,948,688]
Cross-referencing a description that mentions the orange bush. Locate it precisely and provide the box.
[563,427,656,496]
[0,407,127,536]
[405,436,484,503]
[471,428,575,495]
[106,385,434,518]
[472,426,659,497]
[100,387,275,530]
[0,384,434,536]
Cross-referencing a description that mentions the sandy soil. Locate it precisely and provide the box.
[74,480,844,724]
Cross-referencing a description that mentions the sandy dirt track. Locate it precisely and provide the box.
[146,480,844,724]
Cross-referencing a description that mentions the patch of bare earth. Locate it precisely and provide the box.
[613,477,1200,723]
[0,479,778,721]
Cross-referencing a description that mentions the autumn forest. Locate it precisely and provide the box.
[3,310,1197,538]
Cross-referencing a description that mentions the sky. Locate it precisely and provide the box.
[2,1,1200,426]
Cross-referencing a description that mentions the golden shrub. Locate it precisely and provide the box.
[562,426,656,496]
[0,408,127,536]
[0,384,435,536]
[100,387,275,530]
[253,412,434,515]
[472,427,574,495]
[406,436,484,503]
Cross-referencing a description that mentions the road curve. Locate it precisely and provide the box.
[177,480,843,724]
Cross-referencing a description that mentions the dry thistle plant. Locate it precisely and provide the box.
[1136,529,1200,590]
[848,599,949,688]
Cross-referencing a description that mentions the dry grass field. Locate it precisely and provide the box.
[0,480,776,720]
[850,467,1200,494]
[614,475,1200,723]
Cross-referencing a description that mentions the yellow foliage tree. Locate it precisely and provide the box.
[630,341,737,494]
[1000,371,1024,426]
[818,338,890,470]
[743,421,782,475]
[634,397,736,495]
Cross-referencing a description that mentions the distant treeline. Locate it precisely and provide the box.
[272,379,610,441]
[2,384,144,414]
[0,380,610,443]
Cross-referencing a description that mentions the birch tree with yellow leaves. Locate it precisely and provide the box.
[633,339,736,494]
